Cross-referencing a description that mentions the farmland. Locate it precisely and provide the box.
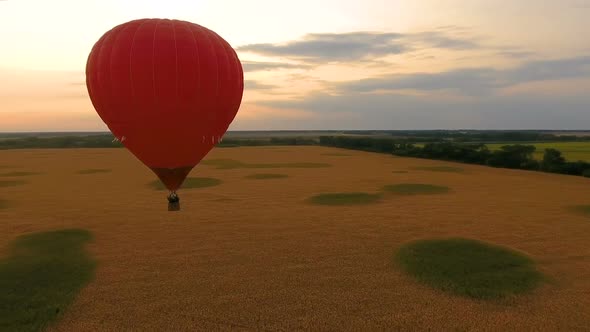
[1,146,590,330]
[486,141,590,162]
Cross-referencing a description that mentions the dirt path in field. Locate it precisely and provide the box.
[1,146,590,331]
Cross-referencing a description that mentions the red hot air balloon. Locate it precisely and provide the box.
[86,18,244,210]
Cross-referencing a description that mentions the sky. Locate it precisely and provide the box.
[1,0,589,132]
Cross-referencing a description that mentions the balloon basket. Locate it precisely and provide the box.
[167,192,180,212]
[168,201,180,211]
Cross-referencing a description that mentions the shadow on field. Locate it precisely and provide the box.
[0,229,96,332]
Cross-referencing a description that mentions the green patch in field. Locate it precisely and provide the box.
[245,173,289,180]
[307,192,382,206]
[0,229,96,331]
[0,180,27,188]
[202,159,330,169]
[392,170,409,174]
[383,183,450,195]
[570,205,590,217]
[0,171,40,177]
[149,177,222,190]
[412,166,464,173]
[77,168,112,174]
[395,238,543,300]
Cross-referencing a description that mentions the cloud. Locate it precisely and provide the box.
[495,50,534,59]
[337,68,497,96]
[250,55,590,129]
[571,0,590,8]
[241,61,309,72]
[244,80,279,90]
[333,56,590,96]
[238,32,406,63]
[237,29,481,63]
[256,89,590,130]
[408,31,480,50]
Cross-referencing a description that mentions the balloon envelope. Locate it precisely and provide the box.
[86,18,244,190]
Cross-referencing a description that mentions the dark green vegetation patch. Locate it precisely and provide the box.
[150,177,222,190]
[0,229,96,331]
[570,205,590,217]
[383,183,450,195]
[202,159,330,169]
[0,171,39,177]
[77,168,112,174]
[0,180,27,188]
[307,192,382,206]
[0,199,10,209]
[245,173,289,180]
[412,166,464,173]
[395,238,543,300]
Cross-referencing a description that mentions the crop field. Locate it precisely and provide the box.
[486,141,590,161]
[1,146,590,330]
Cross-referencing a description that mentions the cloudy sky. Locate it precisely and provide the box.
[1,0,589,131]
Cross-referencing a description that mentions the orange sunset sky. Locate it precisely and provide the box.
[1,0,589,132]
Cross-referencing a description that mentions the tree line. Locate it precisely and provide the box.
[318,136,590,178]
[2,133,589,178]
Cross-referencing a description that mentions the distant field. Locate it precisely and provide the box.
[1,147,590,330]
[486,142,590,161]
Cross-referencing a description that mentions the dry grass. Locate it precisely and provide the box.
[77,169,112,175]
[0,179,27,188]
[1,146,590,331]
[383,183,451,195]
[149,177,222,190]
[412,166,464,173]
[307,192,382,205]
[201,158,331,169]
[0,171,40,177]
[245,173,289,180]
[321,152,352,156]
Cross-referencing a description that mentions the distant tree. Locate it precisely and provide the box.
[540,148,566,172]
[487,145,538,170]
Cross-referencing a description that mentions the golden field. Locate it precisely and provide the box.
[1,146,590,331]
